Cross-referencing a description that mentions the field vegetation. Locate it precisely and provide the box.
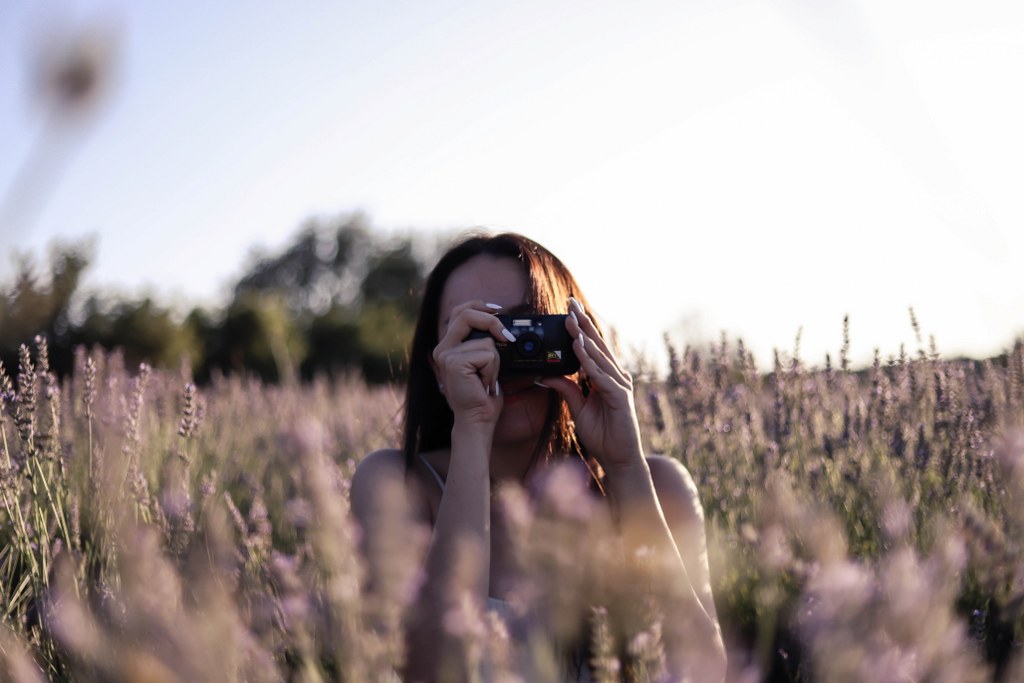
[2,322,1023,681]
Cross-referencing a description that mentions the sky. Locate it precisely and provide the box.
[1,0,1022,372]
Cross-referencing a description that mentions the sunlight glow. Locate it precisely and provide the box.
[1,0,1021,371]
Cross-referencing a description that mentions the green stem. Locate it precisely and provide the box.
[1,488,40,579]
[86,408,94,483]
[1,420,11,468]
[34,457,72,553]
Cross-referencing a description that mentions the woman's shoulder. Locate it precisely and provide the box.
[350,449,411,512]
[350,448,443,521]
[349,450,433,575]
[645,454,704,522]
[353,448,406,481]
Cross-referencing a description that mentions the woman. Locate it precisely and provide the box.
[351,232,726,682]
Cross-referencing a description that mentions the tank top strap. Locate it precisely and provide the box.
[417,452,446,492]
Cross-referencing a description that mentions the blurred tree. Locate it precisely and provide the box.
[73,295,202,371]
[2,214,436,384]
[356,300,415,383]
[0,238,92,376]
[361,240,424,317]
[230,212,427,383]
[233,213,374,313]
[301,305,361,381]
[183,306,218,382]
[203,292,306,385]
[1,239,206,378]
[352,240,425,381]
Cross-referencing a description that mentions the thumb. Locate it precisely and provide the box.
[536,376,585,416]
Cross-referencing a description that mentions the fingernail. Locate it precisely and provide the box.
[501,328,516,343]
[534,380,551,389]
[569,296,584,315]
[486,303,503,310]
[486,385,491,397]
[495,381,501,397]
[578,332,585,349]
[569,310,578,325]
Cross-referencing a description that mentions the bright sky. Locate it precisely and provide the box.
[2,0,1022,371]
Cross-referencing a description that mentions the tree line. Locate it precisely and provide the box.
[0,214,438,384]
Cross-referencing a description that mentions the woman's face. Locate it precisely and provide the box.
[437,254,554,447]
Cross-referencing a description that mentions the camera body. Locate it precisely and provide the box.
[468,314,580,376]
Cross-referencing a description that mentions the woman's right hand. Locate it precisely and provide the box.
[431,301,513,427]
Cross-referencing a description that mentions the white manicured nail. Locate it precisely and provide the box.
[502,329,516,343]
[495,381,501,397]
[486,303,503,310]
[569,310,578,325]
[578,333,585,349]
[570,296,584,315]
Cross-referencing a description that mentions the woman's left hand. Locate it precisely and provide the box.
[539,298,645,473]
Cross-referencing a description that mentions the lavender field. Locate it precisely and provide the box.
[2,329,1023,682]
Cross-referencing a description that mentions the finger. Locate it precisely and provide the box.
[445,299,503,324]
[566,311,629,388]
[573,334,631,394]
[434,333,494,368]
[537,375,585,416]
[439,305,515,349]
[438,346,501,395]
[436,334,506,393]
[437,340,500,376]
[568,297,625,375]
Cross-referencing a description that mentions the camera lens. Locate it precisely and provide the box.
[516,332,543,358]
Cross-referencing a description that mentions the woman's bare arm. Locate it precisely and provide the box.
[602,455,726,682]
[648,455,725,679]
[351,443,493,682]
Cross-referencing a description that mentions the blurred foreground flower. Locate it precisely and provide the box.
[28,12,119,122]
[2,12,120,239]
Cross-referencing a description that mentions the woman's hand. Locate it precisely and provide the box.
[540,298,646,473]
[544,301,728,681]
[431,301,514,427]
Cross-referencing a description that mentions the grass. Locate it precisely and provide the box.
[1,330,1023,681]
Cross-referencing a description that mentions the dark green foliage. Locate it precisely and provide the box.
[300,305,361,381]
[0,238,93,376]
[1,214,433,384]
[73,295,202,371]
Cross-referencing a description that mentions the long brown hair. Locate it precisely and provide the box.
[402,231,595,471]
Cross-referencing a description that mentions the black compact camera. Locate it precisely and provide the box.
[468,314,580,376]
